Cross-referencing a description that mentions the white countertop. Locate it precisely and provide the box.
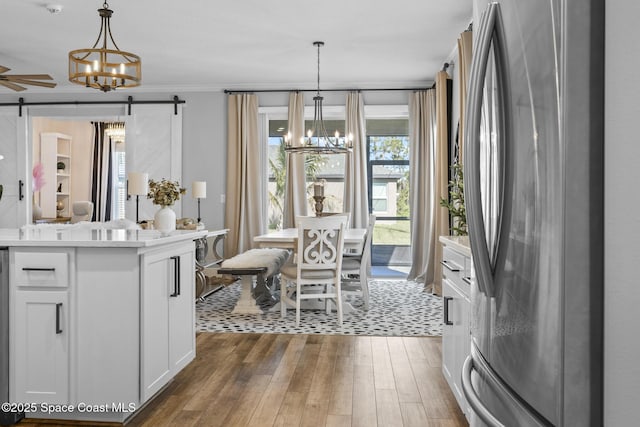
[0,227,208,248]
[439,235,472,257]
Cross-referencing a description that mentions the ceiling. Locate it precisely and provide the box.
[0,0,472,94]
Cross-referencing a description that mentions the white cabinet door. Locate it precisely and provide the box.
[169,247,195,373]
[141,241,195,402]
[12,290,69,404]
[442,278,470,416]
[141,250,172,401]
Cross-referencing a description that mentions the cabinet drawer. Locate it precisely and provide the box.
[14,251,69,287]
[442,247,465,272]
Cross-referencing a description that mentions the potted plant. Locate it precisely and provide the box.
[147,178,186,232]
[57,161,66,173]
[440,162,467,236]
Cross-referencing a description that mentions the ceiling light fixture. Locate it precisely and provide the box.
[68,2,141,92]
[284,41,352,155]
[105,122,125,143]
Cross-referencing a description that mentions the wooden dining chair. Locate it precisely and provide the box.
[341,214,376,310]
[279,215,347,326]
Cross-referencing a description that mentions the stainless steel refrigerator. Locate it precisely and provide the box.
[461,1,604,426]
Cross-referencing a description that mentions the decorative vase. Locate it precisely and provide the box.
[154,205,176,233]
[32,196,42,221]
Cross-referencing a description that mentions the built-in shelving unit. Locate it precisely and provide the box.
[40,132,72,218]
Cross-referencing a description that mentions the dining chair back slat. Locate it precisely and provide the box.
[280,215,348,326]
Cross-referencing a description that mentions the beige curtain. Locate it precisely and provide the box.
[457,30,473,164]
[408,90,437,287]
[407,79,449,294]
[433,71,452,294]
[344,91,369,229]
[283,91,308,228]
[224,94,264,257]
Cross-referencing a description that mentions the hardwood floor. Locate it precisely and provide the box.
[21,333,468,427]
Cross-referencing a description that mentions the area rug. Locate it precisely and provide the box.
[196,279,442,336]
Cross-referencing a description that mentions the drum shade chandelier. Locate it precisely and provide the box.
[284,42,352,155]
[68,2,141,92]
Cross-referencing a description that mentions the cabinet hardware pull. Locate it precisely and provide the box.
[440,260,460,272]
[170,255,180,297]
[22,267,56,271]
[19,180,24,201]
[443,296,454,325]
[55,303,63,334]
[462,276,472,285]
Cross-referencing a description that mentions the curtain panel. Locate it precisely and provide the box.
[91,122,113,222]
[408,90,437,286]
[344,91,369,229]
[224,94,264,257]
[433,70,452,294]
[407,77,451,295]
[283,91,308,228]
[457,30,473,165]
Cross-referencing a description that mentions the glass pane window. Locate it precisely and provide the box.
[372,182,388,213]
[267,131,287,231]
[111,151,126,220]
[366,118,411,267]
[267,118,346,230]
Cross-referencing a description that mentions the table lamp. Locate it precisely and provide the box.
[192,181,206,225]
[128,172,148,223]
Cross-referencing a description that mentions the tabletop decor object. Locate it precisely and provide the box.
[148,178,186,233]
[32,162,45,221]
[313,179,325,216]
[128,172,148,223]
[192,181,207,227]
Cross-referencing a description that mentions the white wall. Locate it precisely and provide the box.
[604,1,640,425]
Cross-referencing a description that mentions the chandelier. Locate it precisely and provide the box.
[68,2,141,92]
[284,42,352,155]
[105,122,125,143]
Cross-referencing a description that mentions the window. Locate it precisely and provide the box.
[371,182,388,213]
[266,116,346,230]
[111,151,126,220]
[366,118,411,266]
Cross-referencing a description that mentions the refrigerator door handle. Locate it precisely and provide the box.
[462,353,506,427]
[463,344,552,427]
[464,2,506,298]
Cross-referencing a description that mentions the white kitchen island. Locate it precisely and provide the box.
[0,227,207,423]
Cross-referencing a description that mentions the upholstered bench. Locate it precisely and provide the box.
[219,248,290,314]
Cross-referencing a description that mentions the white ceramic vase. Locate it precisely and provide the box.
[154,206,176,233]
[32,197,42,221]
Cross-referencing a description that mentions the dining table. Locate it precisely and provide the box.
[252,227,368,314]
[254,227,367,252]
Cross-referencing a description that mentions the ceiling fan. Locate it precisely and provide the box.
[0,65,56,91]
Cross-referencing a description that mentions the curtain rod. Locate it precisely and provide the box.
[0,95,185,116]
[223,87,432,94]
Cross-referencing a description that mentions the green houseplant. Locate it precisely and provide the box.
[57,161,66,171]
[440,162,467,236]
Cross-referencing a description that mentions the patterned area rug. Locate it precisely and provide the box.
[196,279,442,336]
